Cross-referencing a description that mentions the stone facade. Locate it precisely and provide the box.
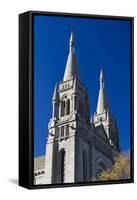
[34,156,45,185]
[34,32,120,185]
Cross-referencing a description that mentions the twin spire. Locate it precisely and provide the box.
[96,69,109,114]
[63,31,79,81]
[63,31,109,114]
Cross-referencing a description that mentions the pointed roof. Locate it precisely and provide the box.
[52,83,58,101]
[63,31,80,81]
[99,68,104,88]
[96,69,109,114]
[69,30,75,45]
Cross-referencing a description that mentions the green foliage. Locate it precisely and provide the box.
[99,152,130,181]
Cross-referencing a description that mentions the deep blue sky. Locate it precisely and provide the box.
[34,15,131,158]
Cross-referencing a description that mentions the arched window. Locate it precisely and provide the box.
[61,126,64,137]
[61,101,65,116]
[66,99,70,115]
[56,127,59,138]
[83,150,87,182]
[66,125,69,137]
[60,150,65,183]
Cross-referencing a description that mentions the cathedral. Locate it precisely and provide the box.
[34,31,120,185]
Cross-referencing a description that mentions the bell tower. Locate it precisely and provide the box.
[43,32,92,184]
[93,69,119,151]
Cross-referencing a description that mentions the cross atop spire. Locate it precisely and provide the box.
[63,31,79,81]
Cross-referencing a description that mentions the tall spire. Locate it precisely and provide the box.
[63,31,79,81]
[96,69,108,114]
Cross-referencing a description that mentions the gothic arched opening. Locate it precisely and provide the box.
[61,101,65,116]
[66,99,70,115]
[66,125,69,137]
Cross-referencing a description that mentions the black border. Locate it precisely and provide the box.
[19,11,134,189]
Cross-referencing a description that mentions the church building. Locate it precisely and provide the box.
[34,32,120,185]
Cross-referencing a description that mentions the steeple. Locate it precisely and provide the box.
[63,31,79,81]
[96,69,108,114]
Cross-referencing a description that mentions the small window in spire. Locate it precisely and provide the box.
[61,126,64,137]
[66,99,70,115]
[61,101,65,116]
[56,127,59,138]
[66,125,69,137]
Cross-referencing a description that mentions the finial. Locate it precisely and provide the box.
[69,31,75,53]
[100,68,104,80]
[99,68,104,89]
